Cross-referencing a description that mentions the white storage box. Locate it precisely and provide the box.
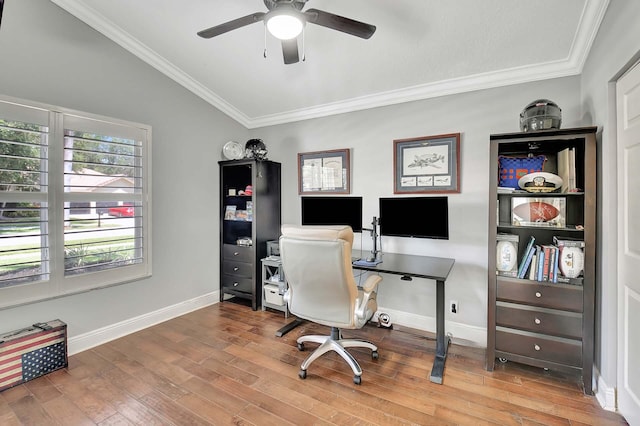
[264,284,284,306]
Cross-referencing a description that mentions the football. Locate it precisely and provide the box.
[512,201,559,222]
[559,246,584,278]
[496,241,518,272]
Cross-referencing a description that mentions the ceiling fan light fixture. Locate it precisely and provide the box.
[266,9,304,40]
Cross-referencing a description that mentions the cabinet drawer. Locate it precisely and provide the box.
[223,244,253,262]
[497,280,583,312]
[496,330,581,367]
[496,305,582,339]
[222,261,253,278]
[221,274,253,293]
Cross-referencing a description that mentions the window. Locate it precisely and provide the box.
[0,95,151,308]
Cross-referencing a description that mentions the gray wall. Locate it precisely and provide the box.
[253,77,582,338]
[580,0,640,396]
[0,0,248,335]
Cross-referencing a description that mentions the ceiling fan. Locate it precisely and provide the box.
[197,0,376,65]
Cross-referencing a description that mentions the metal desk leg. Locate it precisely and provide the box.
[430,279,450,384]
[275,319,304,337]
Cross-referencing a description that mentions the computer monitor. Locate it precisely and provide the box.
[301,196,363,232]
[379,196,449,240]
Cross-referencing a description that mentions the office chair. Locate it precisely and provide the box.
[279,224,382,384]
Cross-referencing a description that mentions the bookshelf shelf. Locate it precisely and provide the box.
[487,127,597,395]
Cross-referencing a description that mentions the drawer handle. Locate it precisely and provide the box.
[233,282,239,287]
[233,267,239,271]
[233,252,240,256]
[534,318,541,325]
[535,291,542,298]
[534,344,541,351]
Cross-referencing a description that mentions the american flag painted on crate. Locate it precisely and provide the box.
[0,320,68,392]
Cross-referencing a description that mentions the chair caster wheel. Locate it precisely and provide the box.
[498,357,508,363]
[299,369,307,379]
[372,350,379,360]
[297,342,304,351]
[353,375,362,385]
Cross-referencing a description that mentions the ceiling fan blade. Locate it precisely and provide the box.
[282,39,299,64]
[197,12,265,39]
[304,8,376,39]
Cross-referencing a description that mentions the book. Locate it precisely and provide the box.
[557,147,572,193]
[519,245,536,280]
[536,245,544,281]
[517,236,536,278]
[542,245,552,281]
[544,245,558,282]
[528,253,537,280]
[551,246,559,282]
[568,147,576,191]
[553,236,585,248]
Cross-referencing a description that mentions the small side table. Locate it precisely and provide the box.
[261,257,289,318]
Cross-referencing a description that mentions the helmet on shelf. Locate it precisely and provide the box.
[519,99,562,132]
[245,139,268,160]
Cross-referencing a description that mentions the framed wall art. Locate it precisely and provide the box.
[393,133,461,194]
[298,148,350,194]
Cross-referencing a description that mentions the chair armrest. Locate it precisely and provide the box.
[361,274,382,293]
[355,274,382,320]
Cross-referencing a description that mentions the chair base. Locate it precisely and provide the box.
[297,327,378,384]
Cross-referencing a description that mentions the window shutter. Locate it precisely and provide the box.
[0,96,151,307]
[62,119,145,276]
[0,115,50,286]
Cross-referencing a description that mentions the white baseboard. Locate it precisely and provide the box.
[67,291,219,355]
[68,296,485,356]
[373,306,487,348]
[595,368,618,411]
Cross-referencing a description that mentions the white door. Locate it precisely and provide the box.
[617,60,640,425]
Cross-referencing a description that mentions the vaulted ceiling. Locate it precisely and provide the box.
[50,0,609,128]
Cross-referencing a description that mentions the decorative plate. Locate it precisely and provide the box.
[518,172,563,193]
[222,141,244,160]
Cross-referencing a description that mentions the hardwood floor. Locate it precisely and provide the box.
[0,300,629,425]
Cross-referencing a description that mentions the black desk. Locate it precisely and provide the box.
[276,250,455,384]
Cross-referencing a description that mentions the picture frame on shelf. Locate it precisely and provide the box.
[224,205,236,220]
[298,148,350,194]
[511,197,566,227]
[393,133,460,194]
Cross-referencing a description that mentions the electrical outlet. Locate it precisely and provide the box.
[450,300,458,314]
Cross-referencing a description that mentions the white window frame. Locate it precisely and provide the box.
[0,94,152,309]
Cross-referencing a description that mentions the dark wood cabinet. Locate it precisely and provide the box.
[486,127,596,395]
[219,160,281,310]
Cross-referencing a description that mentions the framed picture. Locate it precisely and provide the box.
[298,149,350,194]
[393,133,460,194]
[511,197,566,228]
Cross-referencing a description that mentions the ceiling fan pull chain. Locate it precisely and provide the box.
[302,27,306,62]
[263,25,267,58]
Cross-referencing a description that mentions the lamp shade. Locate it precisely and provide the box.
[266,10,304,40]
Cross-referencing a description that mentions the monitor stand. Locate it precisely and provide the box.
[362,216,381,263]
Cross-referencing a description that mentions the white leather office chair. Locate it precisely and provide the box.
[279,224,382,384]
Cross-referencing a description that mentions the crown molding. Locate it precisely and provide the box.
[50,0,253,128]
[50,0,609,130]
